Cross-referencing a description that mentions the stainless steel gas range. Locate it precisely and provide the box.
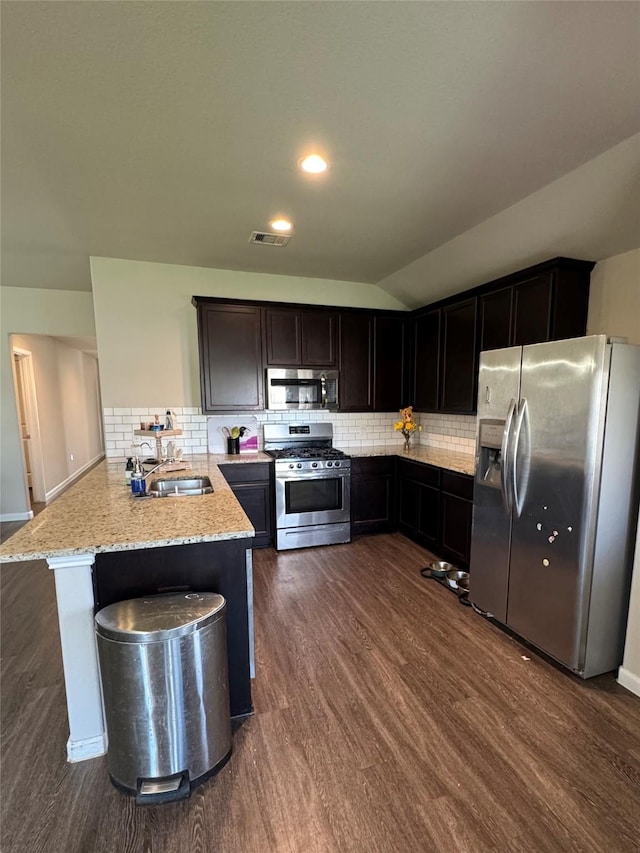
[263,423,351,551]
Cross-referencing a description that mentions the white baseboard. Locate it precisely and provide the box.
[67,732,108,763]
[45,453,105,504]
[617,666,640,698]
[0,510,34,522]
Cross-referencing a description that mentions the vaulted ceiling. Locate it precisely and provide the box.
[2,1,639,307]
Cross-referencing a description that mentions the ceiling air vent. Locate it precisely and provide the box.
[249,231,291,247]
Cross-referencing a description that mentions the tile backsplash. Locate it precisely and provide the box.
[103,407,477,460]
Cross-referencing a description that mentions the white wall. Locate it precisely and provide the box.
[587,249,640,344]
[0,287,99,519]
[90,257,409,409]
[11,334,103,498]
[585,249,640,696]
[378,134,640,308]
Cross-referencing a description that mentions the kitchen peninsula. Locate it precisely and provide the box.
[0,456,261,762]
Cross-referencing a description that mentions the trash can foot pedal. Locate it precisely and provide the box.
[136,772,191,805]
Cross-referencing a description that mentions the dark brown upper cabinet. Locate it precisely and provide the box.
[479,287,513,352]
[479,260,593,352]
[194,301,264,413]
[512,272,553,346]
[264,308,301,365]
[339,311,373,411]
[412,299,477,415]
[440,298,478,413]
[412,309,440,412]
[264,307,337,367]
[373,314,407,411]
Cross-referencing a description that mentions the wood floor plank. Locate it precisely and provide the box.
[2,534,640,852]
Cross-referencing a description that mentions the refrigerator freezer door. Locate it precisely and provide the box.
[507,336,608,671]
[469,347,522,620]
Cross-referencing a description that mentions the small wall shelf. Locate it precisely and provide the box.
[134,429,184,470]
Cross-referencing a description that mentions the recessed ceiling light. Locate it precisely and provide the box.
[270,218,293,232]
[299,154,328,174]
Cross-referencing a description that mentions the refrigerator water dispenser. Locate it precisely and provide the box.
[477,420,505,489]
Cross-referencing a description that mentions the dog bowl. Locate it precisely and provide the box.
[428,561,456,578]
[445,570,470,591]
[456,574,470,594]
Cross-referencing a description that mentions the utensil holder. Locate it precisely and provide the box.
[226,437,240,455]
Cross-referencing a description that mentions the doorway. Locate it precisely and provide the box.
[12,347,46,508]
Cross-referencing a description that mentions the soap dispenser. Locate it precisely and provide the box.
[131,458,145,496]
[125,457,134,484]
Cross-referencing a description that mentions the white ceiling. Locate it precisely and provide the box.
[2,1,639,307]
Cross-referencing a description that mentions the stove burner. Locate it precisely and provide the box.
[266,447,348,461]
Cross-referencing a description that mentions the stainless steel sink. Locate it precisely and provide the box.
[147,476,214,497]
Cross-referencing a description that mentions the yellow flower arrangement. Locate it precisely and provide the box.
[394,406,422,452]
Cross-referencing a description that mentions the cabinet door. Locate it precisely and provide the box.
[551,268,590,342]
[440,298,478,413]
[439,492,473,569]
[264,308,301,365]
[412,309,440,411]
[231,483,273,548]
[197,304,263,412]
[479,287,512,352]
[397,473,418,536]
[219,463,273,548]
[339,312,373,411]
[512,272,553,346]
[373,315,406,412]
[301,310,337,366]
[416,483,439,550]
[351,457,395,536]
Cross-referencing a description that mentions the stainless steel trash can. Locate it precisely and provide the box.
[95,592,232,804]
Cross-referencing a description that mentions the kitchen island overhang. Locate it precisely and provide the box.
[0,458,256,763]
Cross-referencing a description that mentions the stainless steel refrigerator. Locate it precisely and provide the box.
[469,335,640,678]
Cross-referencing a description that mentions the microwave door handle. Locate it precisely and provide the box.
[321,374,327,409]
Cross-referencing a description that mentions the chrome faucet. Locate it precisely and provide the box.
[142,460,165,478]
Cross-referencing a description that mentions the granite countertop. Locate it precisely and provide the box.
[0,446,474,563]
[342,444,476,476]
[218,443,475,475]
[0,455,258,563]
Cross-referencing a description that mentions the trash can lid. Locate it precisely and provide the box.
[95,592,226,643]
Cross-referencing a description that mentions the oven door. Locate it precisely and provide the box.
[275,468,350,529]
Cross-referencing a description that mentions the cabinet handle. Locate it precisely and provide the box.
[485,385,490,404]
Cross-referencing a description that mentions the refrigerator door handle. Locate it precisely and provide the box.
[511,397,528,518]
[501,397,517,513]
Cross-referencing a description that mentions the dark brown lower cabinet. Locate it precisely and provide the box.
[351,457,395,536]
[439,471,474,569]
[396,459,441,551]
[395,458,474,569]
[219,463,273,548]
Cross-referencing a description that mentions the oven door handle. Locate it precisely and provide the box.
[275,470,350,483]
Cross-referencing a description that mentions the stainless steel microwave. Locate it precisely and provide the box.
[266,369,338,411]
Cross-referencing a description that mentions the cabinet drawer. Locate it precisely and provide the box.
[397,459,440,488]
[219,462,272,485]
[351,456,395,477]
[441,470,474,501]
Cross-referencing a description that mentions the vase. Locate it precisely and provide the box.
[403,435,411,453]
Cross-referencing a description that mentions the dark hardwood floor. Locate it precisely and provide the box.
[2,533,639,852]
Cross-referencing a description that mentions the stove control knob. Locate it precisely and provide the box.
[289,463,295,469]
[312,462,318,468]
[327,461,333,467]
[297,463,302,469]
[334,461,341,468]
